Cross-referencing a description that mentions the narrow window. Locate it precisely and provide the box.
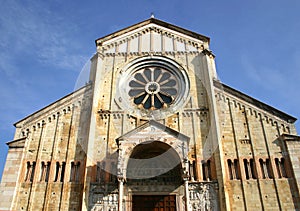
[259,159,266,178]
[25,162,32,182]
[30,162,36,182]
[45,162,50,182]
[54,162,60,182]
[266,159,273,179]
[207,160,211,181]
[193,160,198,181]
[275,158,281,178]
[40,161,51,182]
[276,158,287,178]
[227,159,240,180]
[234,159,239,179]
[54,162,66,182]
[227,159,234,180]
[70,162,75,182]
[202,162,207,180]
[244,159,249,179]
[280,158,287,178]
[260,158,273,179]
[202,160,211,181]
[60,162,66,182]
[75,162,80,182]
[250,159,256,179]
[189,161,194,181]
[40,162,46,181]
[70,161,81,182]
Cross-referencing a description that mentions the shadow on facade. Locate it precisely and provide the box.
[273,137,300,209]
[86,141,184,210]
[63,84,93,211]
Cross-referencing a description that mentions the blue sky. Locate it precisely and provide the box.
[0,0,300,179]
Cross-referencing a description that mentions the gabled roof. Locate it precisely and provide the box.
[214,80,297,123]
[6,137,26,148]
[95,17,210,45]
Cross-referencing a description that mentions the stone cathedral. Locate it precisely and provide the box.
[1,18,300,211]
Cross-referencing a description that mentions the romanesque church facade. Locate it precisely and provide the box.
[1,18,300,211]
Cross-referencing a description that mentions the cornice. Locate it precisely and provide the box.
[95,18,210,46]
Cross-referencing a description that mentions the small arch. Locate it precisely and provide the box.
[70,161,81,182]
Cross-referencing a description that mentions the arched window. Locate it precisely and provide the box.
[40,161,50,182]
[250,159,256,179]
[24,161,36,182]
[70,161,81,182]
[202,160,211,181]
[227,159,239,180]
[243,158,256,179]
[280,158,287,178]
[275,158,287,178]
[259,158,273,179]
[234,159,240,179]
[192,160,197,181]
[54,162,66,182]
[266,159,273,179]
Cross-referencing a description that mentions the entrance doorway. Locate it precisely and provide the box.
[132,195,176,211]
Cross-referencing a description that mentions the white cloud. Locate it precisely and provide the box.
[0,1,94,145]
[241,53,300,122]
[0,1,88,73]
[241,54,300,95]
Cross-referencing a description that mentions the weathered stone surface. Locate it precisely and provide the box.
[0,18,299,211]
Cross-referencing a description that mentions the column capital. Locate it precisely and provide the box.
[182,171,190,181]
[183,158,189,163]
[117,176,125,183]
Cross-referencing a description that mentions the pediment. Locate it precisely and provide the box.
[96,18,210,55]
[116,120,189,145]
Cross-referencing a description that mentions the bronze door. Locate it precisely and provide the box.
[132,195,176,211]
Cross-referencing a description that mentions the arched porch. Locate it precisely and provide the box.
[116,120,190,211]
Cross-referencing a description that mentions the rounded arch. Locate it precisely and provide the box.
[126,141,183,184]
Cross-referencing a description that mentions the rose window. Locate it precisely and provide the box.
[116,56,190,119]
[128,67,178,110]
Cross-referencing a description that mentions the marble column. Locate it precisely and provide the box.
[184,178,191,211]
[118,177,124,211]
